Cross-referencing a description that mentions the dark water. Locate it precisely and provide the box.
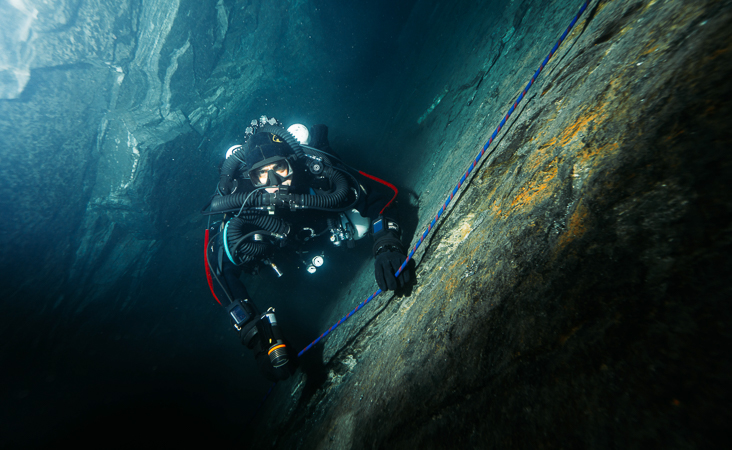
[0,0,433,447]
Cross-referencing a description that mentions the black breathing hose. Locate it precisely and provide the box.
[224,214,291,265]
[229,214,290,236]
[209,165,351,212]
[209,124,360,214]
[218,148,246,193]
[210,189,260,212]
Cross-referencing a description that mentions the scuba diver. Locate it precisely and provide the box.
[202,116,412,381]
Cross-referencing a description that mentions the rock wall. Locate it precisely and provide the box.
[0,0,329,312]
[249,0,732,448]
[1,0,730,447]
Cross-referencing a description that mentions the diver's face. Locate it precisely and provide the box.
[253,162,289,185]
[251,162,292,193]
[249,158,293,192]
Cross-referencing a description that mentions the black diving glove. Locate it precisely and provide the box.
[374,247,410,291]
[372,216,411,291]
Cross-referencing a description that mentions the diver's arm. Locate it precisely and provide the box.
[305,124,412,291]
[206,227,294,381]
[350,173,412,291]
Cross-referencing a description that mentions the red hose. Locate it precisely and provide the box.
[204,229,221,305]
[358,171,398,215]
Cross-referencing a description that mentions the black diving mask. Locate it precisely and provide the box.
[249,156,293,187]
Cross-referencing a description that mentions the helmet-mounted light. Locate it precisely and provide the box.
[287,124,310,145]
[225,144,243,159]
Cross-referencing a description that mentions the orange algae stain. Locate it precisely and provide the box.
[576,141,619,168]
[509,163,559,212]
[508,108,611,214]
[557,109,608,148]
[523,142,555,174]
[663,127,686,142]
[439,262,463,294]
[556,201,590,251]
[532,101,610,162]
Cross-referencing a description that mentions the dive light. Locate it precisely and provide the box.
[262,308,289,368]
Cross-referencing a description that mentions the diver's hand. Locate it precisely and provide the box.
[374,248,411,291]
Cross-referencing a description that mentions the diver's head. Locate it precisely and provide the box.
[245,131,296,191]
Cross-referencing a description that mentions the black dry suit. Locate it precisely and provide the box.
[202,124,409,381]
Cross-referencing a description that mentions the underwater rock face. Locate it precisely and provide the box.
[0,0,327,310]
[1,0,729,447]
[0,0,36,99]
[0,1,329,325]
[249,0,732,448]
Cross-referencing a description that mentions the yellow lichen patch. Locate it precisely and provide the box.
[556,201,590,251]
[576,141,619,168]
[509,163,559,213]
[529,138,558,170]
[557,109,609,148]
